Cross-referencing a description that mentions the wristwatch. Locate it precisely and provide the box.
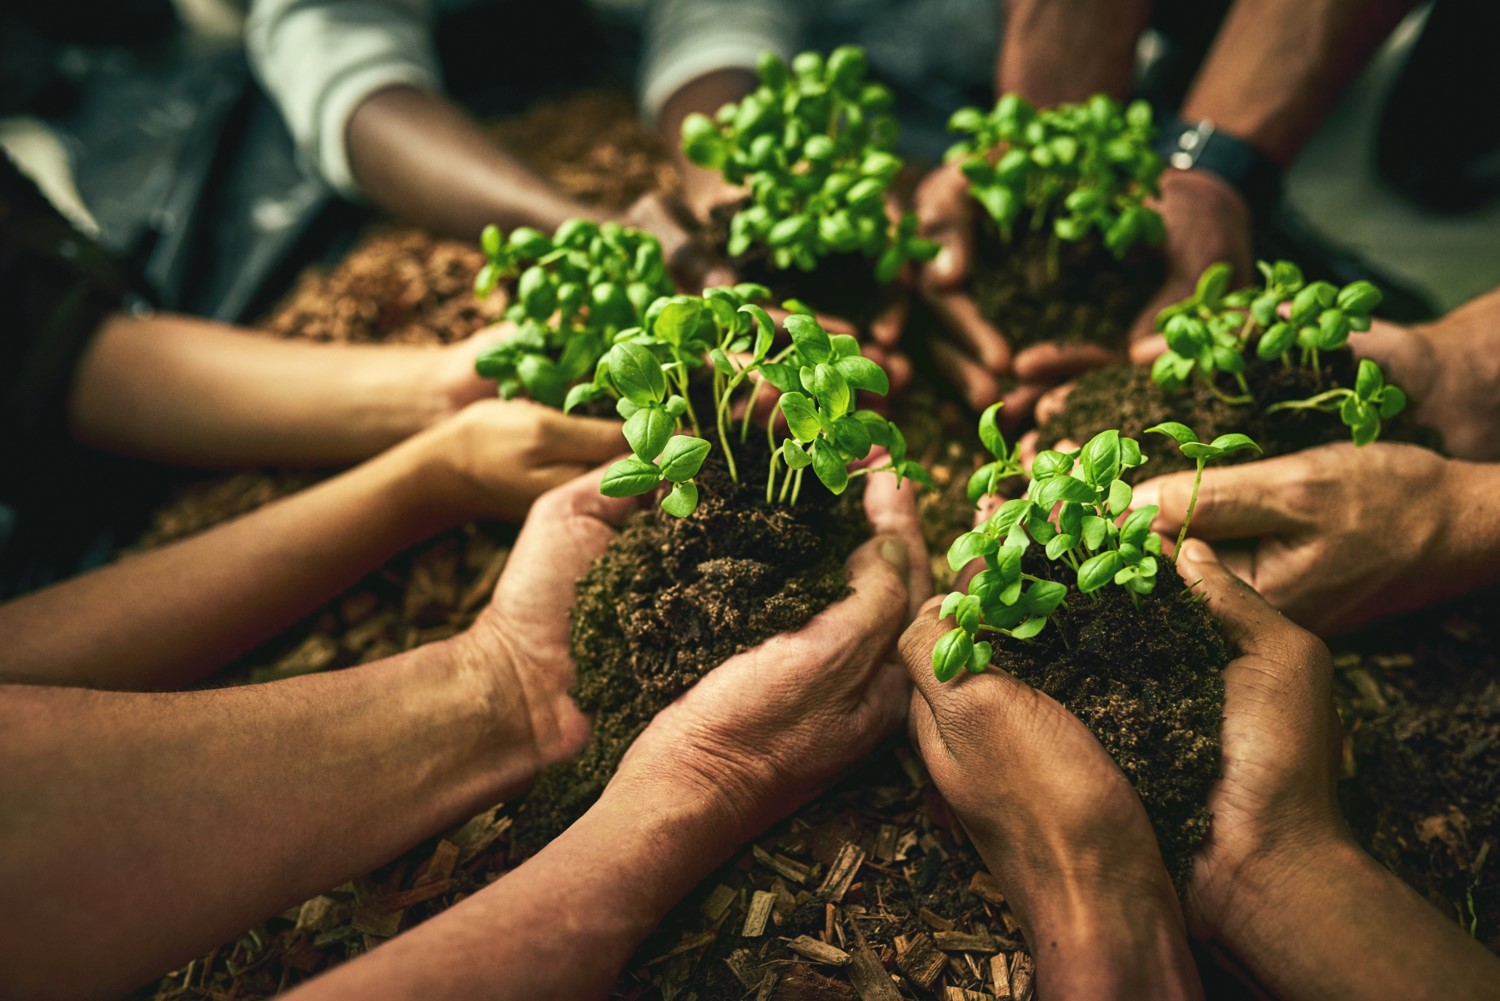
[1156,117,1284,217]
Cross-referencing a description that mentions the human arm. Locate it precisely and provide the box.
[282,469,927,1001]
[0,470,637,1001]
[66,312,517,468]
[1173,539,1500,999]
[0,399,622,689]
[899,605,1203,1000]
[1132,442,1500,635]
[1127,0,1420,355]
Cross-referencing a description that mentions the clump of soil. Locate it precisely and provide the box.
[996,555,1230,889]
[512,432,869,852]
[703,203,893,331]
[971,218,1164,351]
[1347,687,1500,944]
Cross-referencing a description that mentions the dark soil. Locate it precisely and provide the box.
[999,553,1229,890]
[703,203,893,331]
[511,430,870,853]
[970,216,1164,351]
[1039,352,1435,479]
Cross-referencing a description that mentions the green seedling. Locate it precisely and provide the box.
[472,218,675,407]
[1264,358,1407,445]
[567,287,928,518]
[1144,423,1262,558]
[931,417,1261,681]
[1150,260,1406,445]
[681,46,937,279]
[945,93,1164,275]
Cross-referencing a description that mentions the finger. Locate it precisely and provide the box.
[795,532,913,672]
[1132,465,1297,541]
[1176,539,1328,671]
[923,289,1012,373]
[536,408,629,464]
[1127,284,1189,356]
[997,382,1048,428]
[1012,341,1121,382]
[930,339,1001,411]
[899,605,1038,727]
[863,466,932,616]
[869,295,909,348]
[1033,382,1076,426]
[1128,332,1168,366]
[915,166,974,289]
[1016,430,1040,470]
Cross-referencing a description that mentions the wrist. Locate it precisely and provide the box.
[1158,166,1252,230]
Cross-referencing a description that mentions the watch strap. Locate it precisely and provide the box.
[1156,117,1284,216]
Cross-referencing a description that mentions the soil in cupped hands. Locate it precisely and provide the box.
[970,215,1164,352]
[1039,351,1436,479]
[703,202,894,332]
[511,429,870,854]
[995,551,1231,890]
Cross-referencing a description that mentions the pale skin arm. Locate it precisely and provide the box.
[0,400,622,690]
[66,311,506,468]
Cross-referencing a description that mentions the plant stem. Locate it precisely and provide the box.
[1265,388,1347,414]
[1204,379,1254,407]
[790,467,806,506]
[1175,459,1206,562]
[739,378,766,443]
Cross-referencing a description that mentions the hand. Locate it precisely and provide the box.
[460,469,643,780]
[915,162,1012,410]
[1353,292,1500,461]
[620,191,737,293]
[1126,169,1253,364]
[1132,442,1491,635]
[900,602,1203,1000]
[612,469,929,835]
[421,397,625,524]
[1167,540,1347,943]
[436,322,520,414]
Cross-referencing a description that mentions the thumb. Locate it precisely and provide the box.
[1176,539,1311,662]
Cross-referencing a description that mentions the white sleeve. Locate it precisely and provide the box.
[639,0,802,123]
[246,0,440,196]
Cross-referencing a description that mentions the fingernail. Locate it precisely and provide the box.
[1180,538,1216,564]
[880,537,910,576]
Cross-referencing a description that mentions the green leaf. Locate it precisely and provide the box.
[1107,478,1133,515]
[833,355,891,395]
[653,297,705,346]
[563,382,599,414]
[1120,505,1158,544]
[1355,358,1384,399]
[658,435,712,483]
[1044,534,1074,560]
[1077,551,1125,593]
[811,439,850,494]
[1009,616,1047,640]
[978,402,1007,459]
[1194,262,1232,308]
[480,224,502,259]
[605,343,666,406]
[1379,385,1407,419]
[968,641,993,673]
[517,354,566,407]
[758,363,801,393]
[1337,280,1382,313]
[1082,515,1109,551]
[947,531,997,573]
[1081,429,1122,486]
[1031,449,1073,480]
[1207,433,1262,457]
[1146,421,1198,446]
[1180,442,1222,461]
[623,406,673,461]
[781,438,813,469]
[600,457,661,497]
[784,313,832,365]
[830,416,873,458]
[1023,580,1068,616]
[805,363,852,419]
[779,392,822,442]
[660,480,699,518]
[1033,475,1095,508]
[739,304,776,359]
[1257,321,1295,360]
[933,628,974,683]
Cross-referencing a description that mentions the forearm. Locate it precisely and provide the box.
[68,312,457,467]
[0,639,531,1001]
[1181,0,1417,164]
[658,69,755,219]
[346,86,601,241]
[999,0,1151,104]
[0,428,456,689]
[286,773,745,1001]
[1212,836,1499,999]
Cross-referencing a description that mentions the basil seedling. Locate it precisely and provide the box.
[682,47,937,279]
[472,218,675,407]
[946,93,1164,276]
[1144,422,1262,557]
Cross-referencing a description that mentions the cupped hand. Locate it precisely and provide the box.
[613,469,929,834]
[1353,293,1500,461]
[463,469,644,779]
[1170,540,1346,941]
[1126,169,1253,364]
[899,599,1202,1000]
[1132,441,1467,635]
[425,397,625,524]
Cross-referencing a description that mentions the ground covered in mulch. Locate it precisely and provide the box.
[124,90,1497,1001]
